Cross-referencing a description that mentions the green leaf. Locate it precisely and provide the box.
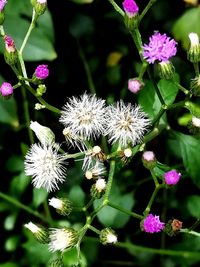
[5,236,20,252]
[4,213,17,231]
[171,131,200,187]
[32,188,48,208]
[68,185,85,206]
[172,8,200,50]
[138,78,179,121]
[94,182,134,228]
[186,195,200,218]
[0,97,19,127]
[6,155,24,173]
[63,248,87,267]
[10,172,30,197]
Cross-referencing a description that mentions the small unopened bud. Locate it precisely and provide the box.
[30,121,55,145]
[31,0,47,16]
[49,228,78,252]
[158,61,175,80]
[142,151,157,169]
[190,75,200,96]
[0,82,13,98]
[92,146,106,162]
[187,33,200,63]
[35,103,46,110]
[100,228,117,245]
[24,222,49,243]
[128,78,144,94]
[4,35,18,65]
[122,0,139,18]
[85,163,106,180]
[90,178,106,199]
[49,197,72,216]
[119,148,132,164]
[36,84,46,96]
[164,219,183,236]
[33,65,49,84]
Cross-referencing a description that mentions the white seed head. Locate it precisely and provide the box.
[192,116,200,127]
[106,233,118,244]
[95,178,106,192]
[85,162,106,179]
[24,143,67,192]
[62,127,86,150]
[49,228,77,252]
[105,101,150,148]
[49,197,63,210]
[24,222,41,234]
[60,94,107,140]
[189,32,199,47]
[30,121,55,145]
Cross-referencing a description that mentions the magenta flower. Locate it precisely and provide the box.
[122,0,139,18]
[164,170,181,185]
[143,32,177,64]
[4,35,16,53]
[0,0,7,11]
[35,65,49,79]
[143,214,165,233]
[0,82,13,97]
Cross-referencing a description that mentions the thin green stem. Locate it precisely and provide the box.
[88,225,100,235]
[139,61,148,79]
[43,200,53,225]
[0,191,49,223]
[20,9,37,54]
[107,0,125,17]
[150,169,159,187]
[139,0,158,24]
[131,28,144,61]
[78,42,96,95]
[189,219,200,231]
[152,106,167,126]
[108,201,143,220]
[64,151,84,159]
[193,62,200,77]
[0,25,5,36]
[147,67,166,106]
[172,80,189,95]
[104,160,116,200]
[180,228,200,238]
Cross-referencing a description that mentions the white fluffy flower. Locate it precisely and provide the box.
[24,143,67,192]
[59,94,107,141]
[49,228,78,252]
[105,101,150,148]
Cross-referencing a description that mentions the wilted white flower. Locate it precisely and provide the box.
[82,146,106,171]
[62,127,86,150]
[24,222,49,243]
[100,228,117,245]
[24,143,67,192]
[59,93,107,141]
[49,228,78,252]
[85,162,106,180]
[49,197,72,216]
[192,116,200,127]
[30,121,55,145]
[95,178,106,192]
[105,101,150,148]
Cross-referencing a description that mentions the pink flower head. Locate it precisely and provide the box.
[142,151,155,162]
[35,65,49,79]
[143,214,165,233]
[0,82,13,97]
[122,0,139,18]
[128,78,143,93]
[164,170,181,185]
[143,31,177,64]
[4,35,16,53]
[0,0,7,11]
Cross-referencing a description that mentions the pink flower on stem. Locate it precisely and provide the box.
[4,35,16,53]
[143,31,177,64]
[143,214,165,233]
[0,82,13,97]
[122,0,139,18]
[35,65,49,79]
[128,78,143,93]
[164,170,181,185]
[0,0,7,11]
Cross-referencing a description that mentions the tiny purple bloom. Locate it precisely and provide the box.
[143,214,165,233]
[0,82,13,97]
[143,31,177,64]
[0,0,7,11]
[122,0,139,18]
[164,170,181,185]
[4,35,16,53]
[35,65,49,79]
[128,78,143,93]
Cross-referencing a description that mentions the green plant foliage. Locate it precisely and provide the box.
[0,97,19,127]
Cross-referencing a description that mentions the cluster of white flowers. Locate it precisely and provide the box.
[24,93,150,192]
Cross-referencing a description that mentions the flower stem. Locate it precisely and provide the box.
[88,225,100,235]
[143,184,163,216]
[180,228,200,238]
[108,201,143,220]
[0,191,49,223]
[107,0,125,17]
[193,62,200,77]
[139,0,158,24]
[104,160,116,200]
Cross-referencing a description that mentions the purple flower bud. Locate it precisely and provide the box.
[143,214,165,233]
[128,78,143,93]
[4,35,16,53]
[0,0,7,11]
[35,65,49,79]
[0,82,13,97]
[143,31,177,64]
[164,170,181,185]
[122,0,139,18]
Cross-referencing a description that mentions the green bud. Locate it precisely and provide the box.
[142,151,157,170]
[0,12,5,25]
[157,61,175,80]
[36,84,46,96]
[31,0,47,16]
[124,13,139,32]
[164,219,183,237]
[185,101,200,117]
[187,33,200,63]
[90,179,106,199]
[100,228,117,245]
[49,197,73,216]
[190,75,200,96]
[24,222,49,244]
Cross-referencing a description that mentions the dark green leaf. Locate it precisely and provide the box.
[186,195,200,218]
[0,96,19,127]
[32,188,48,208]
